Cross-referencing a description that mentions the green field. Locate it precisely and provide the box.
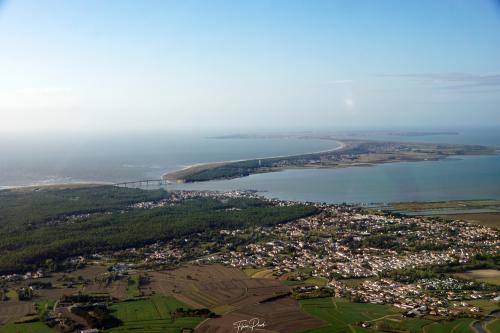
[424,318,475,333]
[298,298,482,333]
[5,289,17,301]
[304,277,329,287]
[466,299,500,315]
[242,267,267,277]
[106,295,204,333]
[127,274,141,298]
[298,297,398,333]
[486,318,500,333]
[370,317,475,333]
[0,321,57,333]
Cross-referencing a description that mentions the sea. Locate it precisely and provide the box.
[1,128,499,204]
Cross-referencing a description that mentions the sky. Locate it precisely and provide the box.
[0,0,500,132]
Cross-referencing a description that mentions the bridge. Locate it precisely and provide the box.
[114,179,167,188]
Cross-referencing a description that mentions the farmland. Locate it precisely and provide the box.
[0,320,57,333]
[377,200,500,229]
[424,318,475,333]
[148,265,325,333]
[297,298,483,333]
[486,318,500,333]
[0,302,35,325]
[0,187,499,332]
[298,297,398,332]
[454,269,500,286]
[107,295,204,333]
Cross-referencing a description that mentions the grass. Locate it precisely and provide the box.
[466,299,500,315]
[298,297,398,333]
[486,318,500,333]
[401,318,434,333]
[340,278,370,288]
[371,316,433,333]
[5,289,17,301]
[127,274,141,298]
[280,280,304,286]
[298,298,483,333]
[423,318,475,333]
[242,267,267,277]
[304,277,329,287]
[0,321,57,333]
[439,213,500,229]
[251,269,274,279]
[454,269,500,286]
[391,200,500,211]
[106,295,204,333]
[210,304,236,315]
[35,300,55,319]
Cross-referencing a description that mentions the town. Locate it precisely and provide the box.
[1,190,499,332]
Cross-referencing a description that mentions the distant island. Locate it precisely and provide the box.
[211,130,460,140]
[164,139,496,183]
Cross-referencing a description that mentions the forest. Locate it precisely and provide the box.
[0,186,317,274]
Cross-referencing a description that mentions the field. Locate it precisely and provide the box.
[0,320,57,333]
[304,277,329,287]
[196,297,325,333]
[454,269,500,285]
[486,318,500,333]
[251,269,275,279]
[439,213,500,229]
[466,299,500,315]
[369,317,433,333]
[380,200,500,229]
[148,264,325,333]
[242,267,267,277]
[126,274,142,298]
[106,295,203,333]
[297,297,398,333]
[424,318,475,333]
[296,298,483,333]
[149,264,290,309]
[0,302,35,325]
[0,264,134,330]
[390,200,500,211]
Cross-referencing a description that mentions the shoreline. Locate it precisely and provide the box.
[163,140,348,182]
[0,181,113,192]
[162,139,496,183]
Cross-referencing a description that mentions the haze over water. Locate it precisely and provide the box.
[2,128,499,204]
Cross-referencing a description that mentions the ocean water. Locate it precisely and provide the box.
[171,155,500,203]
[1,128,499,204]
[0,131,339,187]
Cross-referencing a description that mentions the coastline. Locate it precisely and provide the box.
[163,139,496,183]
[0,181,112,192]
[163,140,347,182]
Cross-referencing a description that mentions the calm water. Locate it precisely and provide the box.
[1,128,500,204]
[171,155,500,203]
[0,131,338,187]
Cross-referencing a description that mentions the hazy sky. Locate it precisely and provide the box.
[1,0,500,131]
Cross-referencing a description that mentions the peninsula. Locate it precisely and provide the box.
[164,139,497,183]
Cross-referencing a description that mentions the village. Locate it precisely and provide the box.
[1,190,499,322]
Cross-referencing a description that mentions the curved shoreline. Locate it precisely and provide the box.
[163,139,496,183]
[162,140,347,183]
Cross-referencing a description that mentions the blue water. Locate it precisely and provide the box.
[1,128,499,203]
[171,155,500,203]
[0,131,339,187]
